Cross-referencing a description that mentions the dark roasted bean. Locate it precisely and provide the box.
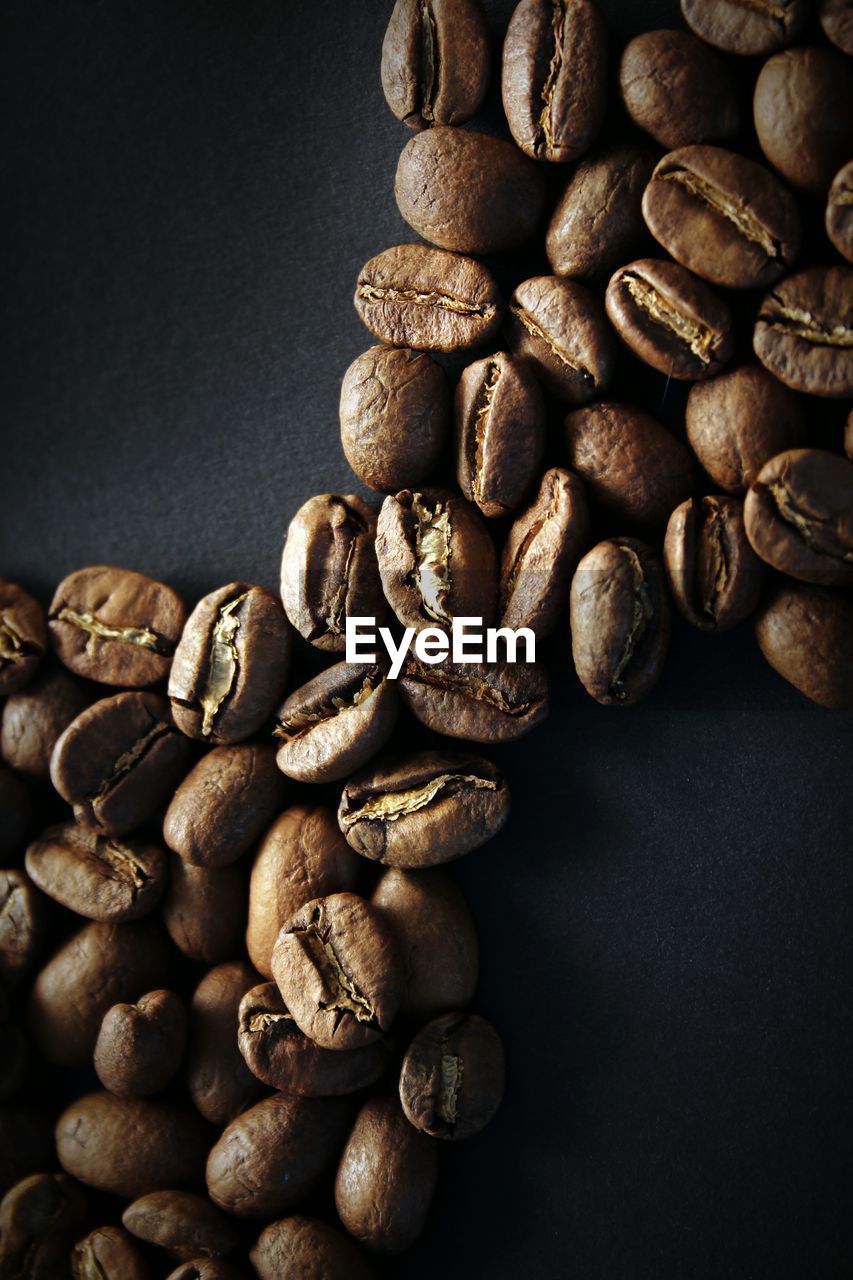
[0,1172,86,1280]
[399,1012,504,1140]
[827,162,853,265]
[0,868,48,991]
[93,989,187,1098]
[72,1226,152,1280]
[186,961,265,1127]
[123,1190,239,1260]
[381,0,490,130]
[505,275,616,403]
[399,658,549,743]
[619,29,740,150]
[753,47,853,194]
[753,267,853,399]
[163,856,247,963]
[25,821,167,922]
[251,1216,377,1280]
[680,0,807,56]
[1,665,90,782]
[820,0,853,54]
[755,582,853,710]
[664,496,764,631]
[546,145,657,281]
[0,579,46,696]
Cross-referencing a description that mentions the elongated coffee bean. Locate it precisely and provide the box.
[381,0,490,130]
[744,449,853,587]
[94,989,186,1098]
[680,0,807,56]
[754,47,853,194]
[122,1190,239,1260]
[546,145,657,281]
[251,1217,376,1280]
[163,857,247,963]
[0,579,46,696]
[186,961,264,1126]
[753,267,853,399]
[755,582,853,710]
[399,1012,505,1140]
[506,275,615,403]
[25,821,167,922]
[827,162,853,265]
[455,352,545,518]
[664,496,764,631]
[399,658,549,743]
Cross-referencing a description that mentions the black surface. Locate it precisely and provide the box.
[2,2,853,1277]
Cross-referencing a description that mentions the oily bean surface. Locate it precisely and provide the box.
[25,821,167,923]
[251,1215,376,1280]
[93,989,187,1098]
[381,0,490,130]
[505,275,616,404]
[546,145,657,281]
[664,496,764,631]
[122,1190,239,1260]
[1,665,90,782]
[399,658,549,744]
[754,582,853,710]
[827,162,853,265]
[680,0,807,56]
[619,29,740,150]
[186,961,265,1127]
[399,1012,505,1140]
[753,267,853,399]
[754,47,853,195]
[0,578,47,697]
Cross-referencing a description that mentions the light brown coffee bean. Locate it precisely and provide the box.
[664,496,764,631]
[123,1190,239,1260]
[505,275,616,404]
[0,579,47,697]
[93,989,187,1098]
[163,856,247,963]
[381,0,490,130]
[25,821,167,922]
[186,961,265,1127]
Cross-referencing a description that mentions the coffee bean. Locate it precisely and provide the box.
[186,961,264,1127]
[820,0,853,54]
[399,1012,504,1141]
[123,1190,239,1260]
[72,1226,152,1280]
[339,345,449,494]
[251,1216,376,1280]
[93,989,186,1098]
[0,1025,27,1101]
[238,982,391,1096]
[169,583,291,743]
[455,352,546,518]
[1,664,90,782]
[338,749,509,867]
[0,764,32,858]
[571,538,671,706]
[664,496,764,631]
[546,145,657,281]
[0,869,47,991]
[395,126,547,255]
[165,1262,247,1280]
[0,1107,54,1199]
[606,259,734,381]
[505,275,616,404]
[686,364,808,496]
[826,162,853,266]
[163,857,247,963]
[619,30,740,150]
[755,582,853,710]
[753,267,853,399]
[50,691,192,837]
[565,401,696,527]
[271,892,402,1050]
[274,661,398,785]
[25,821,167,923]
[680,0,807,56]
[754,47,853,195]
[0,579,46,697]
[280,494,384,652]
[381,0,490,130]
[502,0,608,163]
[399,657,549,743]
[335,1095,439,1254]
[376,487,497,631]
[48,565,186,688]
[354,244,504,353]
[0,1172,86,1280]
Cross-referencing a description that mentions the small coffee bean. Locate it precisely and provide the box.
[505,275,616,404]
[571,538,671,706]
[339,345,449,494]
[163,857,247,963]
[0,1107,54,1199]
[820,0,853,54]
[0,1025,27,1100]
[25,821,166,923]
[399,658,549,743]
[93,989,187,1098]
[680,0,807,56]
[755,582,853,710]
[251,1216,376,1280]
[335,1095,439,1254]
[48,565,186,688]
[826,162,853,266]
[1,664,90,782]
[664,496,765,631]
[186,961,264,1127]
[0,763,32,857]
[354,244,504,353]
[399,1012,504,1140]
[72,1226,152,1280]
[123,1190,239,1260]
[619,30,740,150]
[381,0,490,130]
[744,449,853,587]
[606,258,734,381]
[0,868,47,991]
[546,145,657,281]
[754,47,853,195]
[0,1172,86,1280]
[753,267,853,400]
[165,1262,247,1280]
[338,749,509,867]
[501,0,608,164]
[0,579,46,696]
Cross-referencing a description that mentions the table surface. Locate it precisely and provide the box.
[2,2,853,1277]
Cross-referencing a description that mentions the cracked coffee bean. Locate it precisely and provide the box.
[820,0,853,54]
[1,664,90,782]
[25,820,167,922]
[381,0,490,130]
[251,1216,376,1280]
[680,0,807,56]
[571,538,671,706]
[0,1172,86,1280]
[546,145,657,281]
[187,961,264,1127]
[827,162,853,265]
[619,29,740,150]
[0,579,46,697]
[399,1012,504,1141]
[0,762,32,857]
[72,1226,152,1280]
[0,868,47,991]
[664,496,764,632]
[505,275,616,404]
[753,267,853,399]
[755,582,853,710]
[164,857,247,963]
[399,657,549,743]
[754,47,853,195]
[123,1190,239,1260]
[93,989,187,1098]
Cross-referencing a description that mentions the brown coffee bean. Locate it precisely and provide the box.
[501,0,608,164]
[354,244,504,353]
[247,805,362,979]
[820,0,853,54]
[163,857,247,963]
[0,579,46,697]
[0,1025,27,1101]
[169,583,291,744]
[565,402,696,527]
[664,496,765,631]
[686,364,808,496]
[0,1107,54,1199]
[94,989,187,1098]
[0,764,32,858]
[680,0,807,55]
[271,892,402,1050]
[1,664,90,782]
[399,658,549,743]
[619,30,740,150]
[606,259,734,382]
[165,1262,247,1280]
[754,47,853,195]
[49,565,186,688]
[505,275,616,404]
[381,0,490,130]
[238,982,391,1096]
[206,1092,350,1219]
[186,961,264,1127]
[827,162,853,265]
[335,1096,439,1254]
[755,582,853,710]
[0,868,47,991]
[338,749,509,867]
[744,449,853,587]
[340,345,449,495]
[0,1172,86,1280]
[25,821,167,922]
[571,538,671,706]
[56,1091,210,1197]
[72,1226,152,1280]
[753,267,853,400]
[399,1012,504,1141]
[546,145,657,281]
[251,1216,376,1280]
[123,1190,239,1260]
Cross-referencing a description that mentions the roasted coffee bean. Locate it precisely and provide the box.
[546,145,657,281]
[25,821,167,922]
[0,1025,27,1100]
[0,868,47,990]
[163,857,247,963]
[186,961,264,1127]
[251,1216,376,1280]
[29,919,170,1067]
[755,582,853,710]
[754,47,853,195]
[371,867,478,1019]
[0,1172,86,1280]
[685,364,808,496]
[49,565,186,688]
[163,744,287,868]
[56,1091,210,1196]
[206,1092,350,1219]
[247,805,362,979]
[123,1190,239,1260]
[499,467,590,640]
[501,0,608,164]
[753,267,853,399]
[274,661,398,785]
[381,0,490,130]
[272,892,402,1051]
[165,1262,246,1280]
[505,275,616,404]
[238,982,391,1096]
[0,764,32,858]
[564,402,696,527]
[0,578,46,696]
[619,30,740,150]
[354,244,504,353]
[93,989,187,1098]
[1,664,90,782]
[827,162,853,265]
[455,352,546,518]
[399,658,549,743]
[606,259,734,381]
[50,691,192,837]
[376,488,497,631]
[664,496,764,631]
[820,0,853,54]
[280,494,384,652]
[642,146,800,291]
[338,750,509,867]
[680,0,807,55]
[399,1012,504,1141]
[335,1095,439,1254]
[744,449,853,587]
[395,126,547,255]
[72,1226,152,1280]
[169,583,291,743]
[339,345,449,494]
[571,538,671,706]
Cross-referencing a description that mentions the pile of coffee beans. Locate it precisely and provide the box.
[1,0,852,1275]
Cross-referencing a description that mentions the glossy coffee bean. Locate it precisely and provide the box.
[0,1106,54,1199]
[505,275,616,404]
[820,0,853,54]
[680,0,807,55]
[93,989,187,1098]
[123,1190,239,1260]
[546,145,657,281]
[0,763,32,858]
[0,868,47,991]
[381,0,490,130]
[0,578,46,696]
[664,496,764,631]
[163,856,247,963]
[399,1012,504,1140]
[744,449,853,587]
[754,47,853,195]
[827,162,853,265]
[1,664,90,782]
[755,582,853,710]
[399,658,549,743]
[0,1172,86,1280]
[251,1216,376,1280]
[25,821,166,923]
[619,30,739,150]
[753,267,853,399]
[72,1226,152,1280]
[455,352,545,518]
[187,961,264,1127]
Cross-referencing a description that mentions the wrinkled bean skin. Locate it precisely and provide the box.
[1,664,90,782]
[753,267,853,400]
[0,1107,54,1198]
[827,162,853,265]
[0,764,32,858]
[399,658,549,744]
[25,820,168,922]
[399,1012,505,1141]
[0,868,48,991]
[546,145,657,281]
[381,0,490,130]
[820,0,853,54]
[72,1226,152,1280]
[744,449,853,587]
[0,579,47,697]
[754,47,853,195]
[755,582,853,710]
[619,30,740,150]
[122,1190,239,1260]
[93,989,187,1098]
[680,0,807,56]
[505,275,616,404]
[664,496,764,632]
[251,1216,377,1280]
[163,856,248,963]
[0,1173,86,1280]
[186,961,264,1127]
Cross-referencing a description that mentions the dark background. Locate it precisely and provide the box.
[2,1,853,1276]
